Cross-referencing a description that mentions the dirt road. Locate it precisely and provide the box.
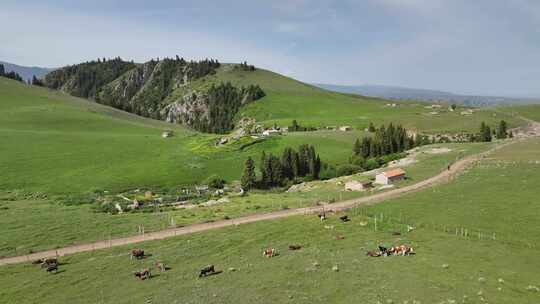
[0,135,534,266]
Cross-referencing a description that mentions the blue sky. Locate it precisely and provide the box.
[1,0,539,97]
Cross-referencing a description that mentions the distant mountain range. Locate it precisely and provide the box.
[0,61,53,81]
[313,83,540,107]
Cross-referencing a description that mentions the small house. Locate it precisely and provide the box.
[344,180,373,192]
[339,126,352,132]
[375,168,406,185]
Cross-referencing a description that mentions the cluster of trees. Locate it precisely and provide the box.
[289,120,316,132]
[0,64,23,82]
[472,120,511,142]
[185,58,221,79]
[353,123,417,159]
[349,123,423,172]
[237,61,256,71]
[44,57,137,99]
[241,145,322,190]
[196,82,265,133]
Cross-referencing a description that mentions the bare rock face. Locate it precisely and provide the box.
[163,91,210,126]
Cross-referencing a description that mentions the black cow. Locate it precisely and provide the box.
[199,265,215,278]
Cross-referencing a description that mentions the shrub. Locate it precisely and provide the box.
[204,174,226,189]
[336,164,362,177]
[363,158,380,171]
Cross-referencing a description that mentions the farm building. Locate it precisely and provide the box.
[344,180,373,191]
[375,168,406,185]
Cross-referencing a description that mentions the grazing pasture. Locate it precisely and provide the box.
[1,138,539,303]
[0,142,490,257]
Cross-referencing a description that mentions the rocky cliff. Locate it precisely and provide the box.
[43,57,265,133]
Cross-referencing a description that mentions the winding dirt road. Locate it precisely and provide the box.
[1,127,537,266]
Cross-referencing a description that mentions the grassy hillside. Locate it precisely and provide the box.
[1,137,538,304]
[500,104,540,123]
[0,142,491,257]
[189,65,524,133]
[1,73,520,194]
[0,77,359,193]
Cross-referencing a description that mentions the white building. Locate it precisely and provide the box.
[339,126,352,132]
[375,168,406,185]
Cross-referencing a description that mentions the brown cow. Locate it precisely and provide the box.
[134,268,151,280]
[130,249,145,260]
[262,248,276,257]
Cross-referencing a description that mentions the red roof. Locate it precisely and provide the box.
[383,168,406,178]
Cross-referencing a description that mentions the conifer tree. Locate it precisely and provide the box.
[353,138,362,155]
[241,157,257,190]
[497,120,508,139]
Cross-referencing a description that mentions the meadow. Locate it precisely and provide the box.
[0,72,522,195]
[0,142,491,257]
[0,138,538,304]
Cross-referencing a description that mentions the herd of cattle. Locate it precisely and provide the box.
[32,212,415,280]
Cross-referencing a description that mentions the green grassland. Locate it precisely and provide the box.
[0,142,491,257]
[1,74,518,195]
[1,138,538,304]
[197,64,523,133]
[501,104,540,123]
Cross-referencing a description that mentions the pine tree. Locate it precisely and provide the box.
[484,125,492,142]
[353,139,362,155]
[0,64,4,76]
[497,120,508,139]
[281,148,295,180]
[313,154,321,179]
[241,157,257,190]
[260,151,268,187]
[368,122,376,132]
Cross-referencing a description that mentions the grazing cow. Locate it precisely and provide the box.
[40,258,58,269]
[155,262,166,272]
[45,263,58,273]
[288,244,302,251]
[388,245,414,256]
[335,235,345,240]
[366,251,381,257]
[262,248,276,257]
[339,215,350,222]
[130,249,145,260]
[199,265,215,278]
[134,268,151,280]
[32,259,44,265]
[318,213,327,221]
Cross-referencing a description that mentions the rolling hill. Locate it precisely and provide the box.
[41,58,524,135]
[0,61,526,194]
